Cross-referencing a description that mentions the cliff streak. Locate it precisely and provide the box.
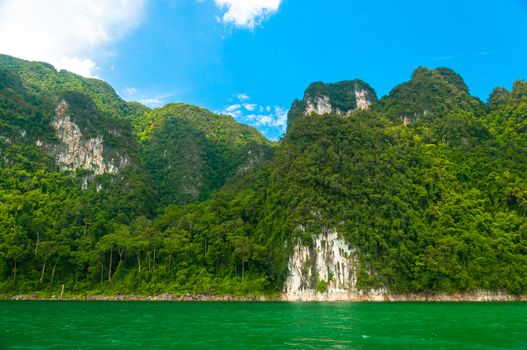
[282,230,525,302]
[49,100,127,175]
[305,95,333,115]
[304,88,371,117]
[284,230,368,301]
[354,88,371,111]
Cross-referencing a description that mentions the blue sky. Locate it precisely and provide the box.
[1,0,527,139]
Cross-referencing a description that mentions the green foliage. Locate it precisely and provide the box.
[0,54,138,120]
[377,67,485,122]
[0,58,526,297]
[316,279,328,293]
[134,103,275,206]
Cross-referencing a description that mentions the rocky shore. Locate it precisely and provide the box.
[281,290,527,302]
[5,293,271,302]
[3,291,526,302]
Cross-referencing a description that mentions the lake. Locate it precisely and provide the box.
[0,301,526,349]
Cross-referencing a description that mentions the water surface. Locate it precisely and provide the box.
[0,301,526,349]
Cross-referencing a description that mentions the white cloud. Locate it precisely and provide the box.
[0,0,146,77]
[225,104,242,112]
[138,98,164,108]
[214,0,281,29]
[247,106,288,129]
[123,87,138,95]
[56,57,99,78]
[243,103,257,111]
[219,94,288,140]
[236,93,250,100]
[137,92,177,108]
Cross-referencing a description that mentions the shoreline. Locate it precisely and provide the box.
[2,291,526,302]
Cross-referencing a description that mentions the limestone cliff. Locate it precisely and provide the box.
[287,80,378,126]
[41,100,129,175]
[284,230,362,301]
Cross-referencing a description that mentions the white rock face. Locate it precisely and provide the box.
[354,88,371,111]
[49,100,127,175]
[304,87,371,117]
[305,96,333,115]
[284,230,362,301]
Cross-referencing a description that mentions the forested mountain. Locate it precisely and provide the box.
[0,55,525,298]
[134,103,273,206]
[0,55,273,294]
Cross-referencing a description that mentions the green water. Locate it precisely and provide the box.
[0,301,526,349]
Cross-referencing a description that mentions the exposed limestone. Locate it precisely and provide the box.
[282,230,527,301]
[284,229,363,301]
[304,87,372,117]
[47,100,128,175]
[305,95,333,115]
[354,88,371,111]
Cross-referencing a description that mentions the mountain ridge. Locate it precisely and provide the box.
[0,54,526,299]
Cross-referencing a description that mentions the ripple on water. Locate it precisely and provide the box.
[0,301,526,349]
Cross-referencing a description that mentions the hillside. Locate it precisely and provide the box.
[0,55,274,294]
[134,103,274,206]
[0,56,526,299]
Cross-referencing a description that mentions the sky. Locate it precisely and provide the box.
[0,0,526,140]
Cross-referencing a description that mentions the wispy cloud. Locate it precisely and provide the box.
[214,0,282,29]
[236,93,250,100]
[219,93,288,140]
[137,92,177,108]
[0,0,146,77]
[123,87,138,95]
[434,51,494,62]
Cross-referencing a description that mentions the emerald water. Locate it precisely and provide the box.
[0,301,525,349]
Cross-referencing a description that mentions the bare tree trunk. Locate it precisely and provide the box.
[153,249,156,272]
[40,253,48,283]
[136,251,141,273]
[148,252,151,273]
[108,247,113,282]
[34,232,40,254]
[60,284,64,299]
[51,261,57,285]
[13,259,17,285]
[118,248,124,264]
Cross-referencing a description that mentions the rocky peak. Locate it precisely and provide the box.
[303,80,376,115]
[378,67,485,122]
[287,80,378,126]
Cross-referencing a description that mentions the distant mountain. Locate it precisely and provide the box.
[134,103,274,206]
[0,55,525,300]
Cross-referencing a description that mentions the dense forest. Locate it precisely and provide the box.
[0,54,526,296]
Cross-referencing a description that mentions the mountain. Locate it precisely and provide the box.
[377,67,485,122]
[134,103,274,206]
[0,55,526,300]
[0,55,273,294]
[0,54,146,121]
[287,79,377,125]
